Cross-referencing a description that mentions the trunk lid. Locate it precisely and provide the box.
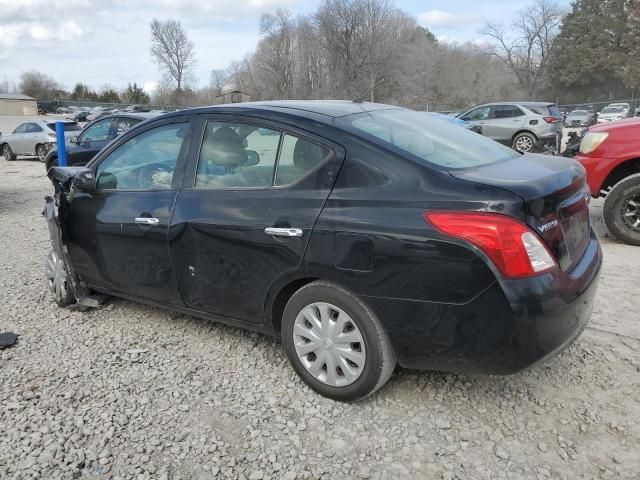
[451,153,591,272]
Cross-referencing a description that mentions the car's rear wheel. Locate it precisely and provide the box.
[36,144,47,163]
[281,281,396,401]
[603,173,640,246]
[512,132,536,153]
[2,144,16,161]
[46,249,74,307]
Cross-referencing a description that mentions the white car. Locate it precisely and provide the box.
[597,103,631,123]
[1,120,81,162]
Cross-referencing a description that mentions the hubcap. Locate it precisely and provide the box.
[37,145,46,161]
[622,196,640,232]
[3,145,11,160]
[515,136,533,152]
[293,302,366,387]
[46,250,67,302]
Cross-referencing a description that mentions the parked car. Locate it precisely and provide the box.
[597,103,631,123]
[44,101,601,401]
[457,102,562,153]
[123,104,150,113]
[44,113,159,171]
[575,116,640,245]
[1,120,82,162]
[564,109,595,127]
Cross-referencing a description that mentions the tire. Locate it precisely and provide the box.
[281,280,396,402]
[603,173,640,246]
[2,144,16,161]
[36,144,47,163]
[45,249,75,307]
[45,156,58,172]
[512,132,536,153]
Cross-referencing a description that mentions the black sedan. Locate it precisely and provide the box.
[44,113,160,171]
[45,101,602,401]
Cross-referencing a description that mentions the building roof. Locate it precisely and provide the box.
[0,93,35,101]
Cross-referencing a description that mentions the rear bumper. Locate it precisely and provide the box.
[367,232,602,374]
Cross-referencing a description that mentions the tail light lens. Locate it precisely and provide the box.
[543,116,561,123]
[424,211,557,279]
[48,133,57,139]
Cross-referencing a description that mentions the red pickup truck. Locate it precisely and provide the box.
[575,117,640,245]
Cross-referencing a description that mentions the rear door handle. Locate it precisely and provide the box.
[134,217,160,226]
[264,227,303,237]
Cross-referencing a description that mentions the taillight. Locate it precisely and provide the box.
[543,116,561,123]
[424,211,557,279]
[48,133,56,139]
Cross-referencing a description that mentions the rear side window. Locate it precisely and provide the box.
[26,123,43,133]
[528,105,560,117]
[195,122,332,189]
[341,110,519,169]
[492,105,524,118]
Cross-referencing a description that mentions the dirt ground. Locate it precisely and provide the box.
[1,154,639,480]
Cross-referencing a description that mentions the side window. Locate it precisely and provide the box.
[275,135,332,186]
[81,119,112,143]
[96,123,187,190]
[195,122,280,189]
[13,124,28,134]
[26,123,43,133]
[113,117,140,136]
[493,105,524,118]
[463,106,491,121]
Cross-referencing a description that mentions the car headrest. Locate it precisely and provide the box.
[293,138,329,170]
[202,126,247,166]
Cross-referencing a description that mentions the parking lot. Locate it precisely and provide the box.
[1,150,639,479]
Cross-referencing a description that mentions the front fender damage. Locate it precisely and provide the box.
[44,168,106,309]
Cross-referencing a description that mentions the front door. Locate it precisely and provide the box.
[64,119,193,304]
[170,117,344,324]
[483,105,525,141]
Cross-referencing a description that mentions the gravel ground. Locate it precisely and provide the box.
[1,158,639,480]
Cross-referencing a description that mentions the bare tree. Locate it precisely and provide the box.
[18,71,61,99]
[0,77,10,94]
[482,0,564,99]
[150,19,196,93]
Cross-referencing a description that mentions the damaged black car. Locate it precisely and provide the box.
[45,101,602,401]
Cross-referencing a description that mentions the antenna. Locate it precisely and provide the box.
[353,78,385,103]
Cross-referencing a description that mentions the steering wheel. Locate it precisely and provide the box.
[137,163,172,189]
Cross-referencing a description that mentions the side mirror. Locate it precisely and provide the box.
[72,168,96,192]
[245,150,260,166]
[70,136,79,144]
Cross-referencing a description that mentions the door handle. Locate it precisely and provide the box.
[134,217,160,226]
[264,227,303,237]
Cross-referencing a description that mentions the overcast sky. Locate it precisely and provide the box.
[0,0,571,93]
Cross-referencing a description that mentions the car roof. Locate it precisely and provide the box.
[92,112,162,121]
[471,101,554,108]
[158,100,404,122]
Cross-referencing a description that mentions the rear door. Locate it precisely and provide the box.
[170,116,344,324]
[483,105,526,141]
[11,123,30,153]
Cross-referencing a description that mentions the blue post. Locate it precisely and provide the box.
[55,121,67,167]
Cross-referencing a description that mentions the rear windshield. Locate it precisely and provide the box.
[528,104,560,117]
[47,122,82,132]
[601,106,625,113]
[339,110,519,169]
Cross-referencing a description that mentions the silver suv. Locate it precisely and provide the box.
[458,102,563,153]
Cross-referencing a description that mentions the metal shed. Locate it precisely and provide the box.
[0,93,38,116]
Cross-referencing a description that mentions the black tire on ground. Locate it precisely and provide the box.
[512,132,537,152]
[603,173,640,246]
[2,144,16,161]
[281,280,396,402]
[36,144,47,163]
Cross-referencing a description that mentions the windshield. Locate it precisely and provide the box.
[340,110,519,169]
[601,106,625,114]
[569,110,587,116]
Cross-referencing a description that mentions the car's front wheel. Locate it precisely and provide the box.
[46,249,74,307]
[603,173,640,246]
[2,144,16,161]
[281,281,396,401]
[512,132,536,153]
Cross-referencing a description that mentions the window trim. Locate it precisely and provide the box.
[89,118,192,193]
[189,117,337,192]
